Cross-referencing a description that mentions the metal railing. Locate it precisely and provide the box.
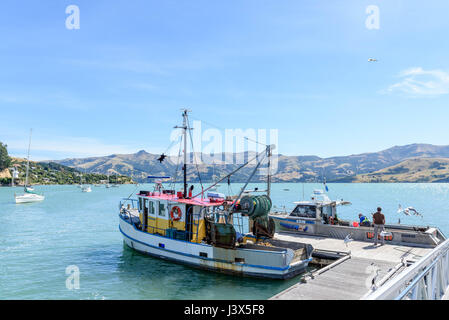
[364,238,449,300]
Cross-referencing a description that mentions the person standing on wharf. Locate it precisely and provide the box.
[373,207,386,246]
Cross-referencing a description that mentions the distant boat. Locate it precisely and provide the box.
[15,129,45,204]
[81,185,92,192]
[105,172,112,188]
[79,173,92,192]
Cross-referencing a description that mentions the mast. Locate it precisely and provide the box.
[175,109,190,198]
[24,129,32,190]
[183,110,187,198]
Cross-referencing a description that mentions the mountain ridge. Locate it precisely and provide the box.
[52,143,449,183]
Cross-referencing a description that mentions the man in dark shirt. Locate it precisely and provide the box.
[372,207,386,245]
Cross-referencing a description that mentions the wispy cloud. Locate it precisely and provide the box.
[386,67,449,97]
[6,135,141,160]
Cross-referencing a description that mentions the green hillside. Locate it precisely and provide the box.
[1,158,134,186]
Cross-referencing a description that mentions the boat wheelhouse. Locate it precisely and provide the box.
[118,110,313,279]
[270,190,446,248]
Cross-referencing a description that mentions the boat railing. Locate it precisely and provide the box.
[119,198,138,210]
[363,237,449,300]
[119,198,139,221]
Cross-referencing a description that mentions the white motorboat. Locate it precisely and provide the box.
[270,189,445,247]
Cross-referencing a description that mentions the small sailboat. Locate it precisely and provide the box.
[15,129,45,204]
[81,185,92,192]
[80,173,92,192]
[105,172,112,188]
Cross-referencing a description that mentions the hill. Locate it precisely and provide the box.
[52,143,449,183]
[337,158,449,183]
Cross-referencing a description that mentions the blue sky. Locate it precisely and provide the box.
[1,0,449,160]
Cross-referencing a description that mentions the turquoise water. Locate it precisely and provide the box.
[1,183,448,300]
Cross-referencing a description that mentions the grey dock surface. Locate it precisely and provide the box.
[271,232,434,300]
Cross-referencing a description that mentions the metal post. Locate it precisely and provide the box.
[267,145,271,198]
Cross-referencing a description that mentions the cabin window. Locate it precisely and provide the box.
[159,203,166,217]
[149,201,155,215]
[321,205,332,217]
[291,205,316,218]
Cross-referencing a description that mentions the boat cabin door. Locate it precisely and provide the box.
[142,198,149,232]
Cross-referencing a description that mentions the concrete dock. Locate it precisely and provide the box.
[271,232,434,300]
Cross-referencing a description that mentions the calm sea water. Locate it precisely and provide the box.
[1,183,448,300]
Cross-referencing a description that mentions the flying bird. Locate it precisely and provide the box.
[398,204,423,217]
[368,58,378,62]
[157,153,167,163]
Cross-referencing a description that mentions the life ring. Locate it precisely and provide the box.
[170,206,182,221]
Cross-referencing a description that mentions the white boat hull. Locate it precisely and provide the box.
[81,186,92,192]
[271,215,445,247]
[15,193,45,204]
[119,214,312,279]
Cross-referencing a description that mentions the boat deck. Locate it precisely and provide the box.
[270,231,434,300]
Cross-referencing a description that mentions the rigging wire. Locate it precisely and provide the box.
[189,115,269,148]
[169,134,183,191]
[192,147,267,199]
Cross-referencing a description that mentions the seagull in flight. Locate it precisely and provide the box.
[398,204,422,217]
[368,58,378,62]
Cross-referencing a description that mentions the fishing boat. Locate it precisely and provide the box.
[14,129,45,204]
[118,110,313,279]
[270,189,446,247]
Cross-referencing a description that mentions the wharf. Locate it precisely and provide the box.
[271,232,434,300]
